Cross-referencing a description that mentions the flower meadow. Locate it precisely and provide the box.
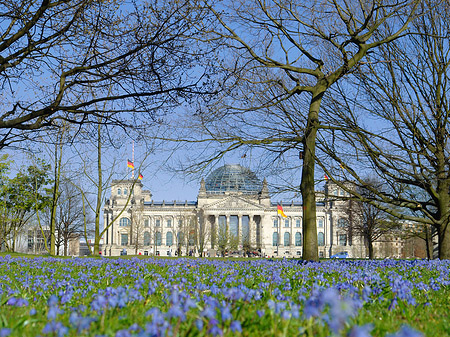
[1,256,449,337]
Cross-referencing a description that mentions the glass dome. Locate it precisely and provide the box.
[205,164,262,195]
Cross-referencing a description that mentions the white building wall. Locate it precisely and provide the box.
[103,178,364,258]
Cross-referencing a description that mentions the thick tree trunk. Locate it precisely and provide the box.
[367,239,374,259]
[94,122,102,256]
[439,224,450,259]
[301,92,323,262]
[436,161,450,259]
[64,239,68,256]
[50,140,63,256]
[425,226,433,260]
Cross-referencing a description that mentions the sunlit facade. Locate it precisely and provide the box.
[103,164,365,258]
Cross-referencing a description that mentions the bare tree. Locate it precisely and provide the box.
[216,221,229,257]
[129,199,145,255]
[401,223,435,259]
[345,197,400,259]
[169,0,421,261]
[53,178,84,256]
[0,0,210,149]
[196,210,211,257]
[175,215,199,256]
[317,0,450,259]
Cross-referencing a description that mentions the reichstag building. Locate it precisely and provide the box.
[103,164,365,258]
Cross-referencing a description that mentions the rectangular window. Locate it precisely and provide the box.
[144,219,149,227]
[338,219,347,228]
[296,219,301,228]
[339,234,347,246]
[178,220,182,227]
[230,216,238,238]
[156,219,161,227]
[284,219,290,227]
[318,219,324,228]
[273,219,278,228]
[121,234,128,246]
[218,215,227,232]
[167,219,172,227]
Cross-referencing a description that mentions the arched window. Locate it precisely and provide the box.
[144,232,150,246]
[295,232,302,246]
[117,188,122,195]
[318,232,325,246]
[156,232,162,246]
[119,218,130,227]
[188,231,195,246]
[177,232,185,245]
[272,232,278,246]
[123,188,128,195]
[284,232,291,246]
[166,232,173,246]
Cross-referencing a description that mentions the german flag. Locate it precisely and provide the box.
[138,173,143,180]
[277,204,287,218]
[127,159,134,169]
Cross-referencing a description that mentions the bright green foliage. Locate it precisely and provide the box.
[0,159,52,252]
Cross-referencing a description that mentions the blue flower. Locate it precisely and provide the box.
[195,319,204,331]
[0,328,11,337]
[42,321,69,337]
[230,320,242,333]
[387,325,424,337]
[347,324,374,337]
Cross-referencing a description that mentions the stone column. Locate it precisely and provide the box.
[105,211,109,245]
[249,215,254,248]
[212,215,218,249]
[238,214,242,247]
[110,212,114,245]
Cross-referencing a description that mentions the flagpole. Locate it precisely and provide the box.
[132,141,135,179]
[277,203,280,257]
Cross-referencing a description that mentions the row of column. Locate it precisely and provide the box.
[208,214,262,249]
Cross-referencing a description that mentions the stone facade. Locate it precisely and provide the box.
[103,164,365,258]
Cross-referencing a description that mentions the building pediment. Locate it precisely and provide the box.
[202,195,266,212]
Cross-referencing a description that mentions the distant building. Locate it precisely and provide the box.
[79,240,102,256]
[27,227,79,256]
[103,164,367,258]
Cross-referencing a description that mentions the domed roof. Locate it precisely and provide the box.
[205,164,262,195]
